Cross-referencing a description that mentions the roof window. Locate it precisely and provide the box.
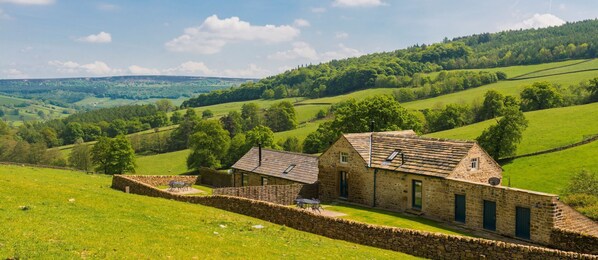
[283,164,296,174]
[386,150,402,161]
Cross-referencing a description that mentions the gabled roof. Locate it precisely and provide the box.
[231,147,319,184]
[343,131,475,177]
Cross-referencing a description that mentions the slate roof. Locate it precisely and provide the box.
[343,131,475,177]
[232,147,319,184]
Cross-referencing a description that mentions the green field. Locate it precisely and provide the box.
[512,59,598,79]
[75,96,189,108]
[273,120,326,143]
[426,102,598,156]
[135,149,190,175]
[502,141,598,194]
[0,165,417,259]
[297,88,397,105]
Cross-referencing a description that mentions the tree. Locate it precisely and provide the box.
[63,122,84,144]
[223,133,249,167]
[69,138,92,171]
[107,119,127,137]
[428,104,472,132]
[202,109,214,119]
[170,111,183,124]
[273,85,288,99]
[245,125,277,149]
[281,136,301,152]
[265,101,297,132]
[586,78,598,102]
[478,90,505,121]
[220,111,243,137]
[155,99,175,112]
[91,136,136,174]
[241,103,261,131]
[476,107,528,160]
[169,109,201,150]
[520,81,563,111]
[186,120,231,170]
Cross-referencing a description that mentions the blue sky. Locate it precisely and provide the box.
[1,0,597,79]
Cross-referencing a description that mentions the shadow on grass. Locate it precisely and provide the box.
[325,202,474,237]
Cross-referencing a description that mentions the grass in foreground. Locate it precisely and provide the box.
[324,203,473,237]
[0,165,418,259]
[426,102,598,156]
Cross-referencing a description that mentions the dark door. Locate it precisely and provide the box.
[515,207,531,239]
[454,194,466,223]
[412,180,422,209]
[483,200,496,231]
[339,171,348,198]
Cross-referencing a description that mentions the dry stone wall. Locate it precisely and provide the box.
[213,183,318,205]
[112,175,597,259]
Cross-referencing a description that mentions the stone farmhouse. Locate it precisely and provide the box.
[231,147,318,187]
[317,130,594,244]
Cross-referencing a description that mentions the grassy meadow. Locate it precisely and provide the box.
[0,165,418,259]
[426,102,598,156]
[135,149,190,175]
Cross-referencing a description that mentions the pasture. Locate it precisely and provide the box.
[0,165,417,259]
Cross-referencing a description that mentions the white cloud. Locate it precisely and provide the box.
[165,15,300,54]
[332,0,386,7]
[335,32,349,39]
[320,44,362,61]
[77,32,112,43]
[0,0,53,5]
[293,18,310,27]
[0,9,11,20]
[128,65,160,75]
[311,7,326,13]
[164,61,215,76]
[49,60,119,75]
[504,13,565,30]
[223,64,270,78]
[268,42,362,62]
[268,42,319,61]
[2,68,27,78]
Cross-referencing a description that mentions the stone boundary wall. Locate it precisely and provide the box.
[111,175,597,259]
[500,134,598,162]
[551,228,598,255]
[213,183,318,205]
[123,175,200,187]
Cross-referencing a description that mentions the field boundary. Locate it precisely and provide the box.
[112,174,598,258]
[500,134,598,162]
[509,59,593,80]
[0,161,83,172]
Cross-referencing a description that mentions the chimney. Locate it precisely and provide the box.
[370,120,375,132]
[258,142,262,167]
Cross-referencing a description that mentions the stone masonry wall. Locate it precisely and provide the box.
[111,175,597,259]
[449,144,503,183]
[213,183,318,205]
[124,175,200,187]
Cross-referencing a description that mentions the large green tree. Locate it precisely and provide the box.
[69,138,92,171]
[245,125,277,149]
[220,111,243,137]
[169,109,201,150]
[265,101,297,132]
[186,120,231,170]
[241,103,262,131]
[476,107,528,160]
[91,136,136,174]
[520,81,563,111]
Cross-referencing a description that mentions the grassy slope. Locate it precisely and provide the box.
[0,165,417,259]
[426,102,598,155]
[501,141,598,194]
[135,149,190,175]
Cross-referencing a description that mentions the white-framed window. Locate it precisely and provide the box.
[471,157,479,170]
[340,152,349,163]
[261,176,268,186]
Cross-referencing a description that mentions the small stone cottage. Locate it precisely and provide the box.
[318,130,574,244]
[231,147,318,187]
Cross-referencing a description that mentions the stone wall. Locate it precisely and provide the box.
[213,183,318,205]
[551,228,598,255]
[122,175,200,187]
[111,175,597,259]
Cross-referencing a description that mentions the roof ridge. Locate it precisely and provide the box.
[250,147,319,158]
[374,134,476,144]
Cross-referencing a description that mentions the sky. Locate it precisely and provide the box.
[1,0,597,79]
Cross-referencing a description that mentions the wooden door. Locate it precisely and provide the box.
[515,207,531,239]
[483,200,496,231]
[454,194,466,223]
[339,171,348,198]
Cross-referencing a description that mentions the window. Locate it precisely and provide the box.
[241,173,248,186]
[283,164,296,174]
[471,157,479,170]
[261,176,268,186]
[386,150,400,161]
[340,152,349,163]
[412,180,422,210]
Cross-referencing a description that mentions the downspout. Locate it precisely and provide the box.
[373,168,378,207]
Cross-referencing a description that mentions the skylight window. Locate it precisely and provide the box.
[283,164,296,174]
[386,150,401,161]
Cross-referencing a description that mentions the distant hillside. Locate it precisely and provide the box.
[0,75,253,108]
[182,19,598,108]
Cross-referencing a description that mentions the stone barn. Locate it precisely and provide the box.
[231,146,318,187]
[318,130,579,244]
